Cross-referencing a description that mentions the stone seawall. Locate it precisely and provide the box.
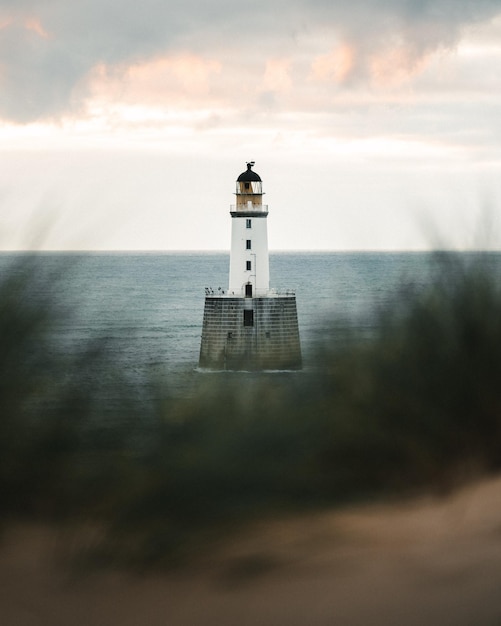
[199,296,302,370]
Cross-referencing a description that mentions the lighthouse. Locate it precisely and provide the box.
[199,162,302,370]
[228,161,269,297]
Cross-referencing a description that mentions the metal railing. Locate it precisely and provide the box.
[230,204,269,213]
[204,287,295,297]
[267,288,296,296]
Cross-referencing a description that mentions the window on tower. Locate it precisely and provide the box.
[244,182,250,190]
[243,310,254,326]
[246,261,251,271]
[246,240,251,250]
[246,219,252,229]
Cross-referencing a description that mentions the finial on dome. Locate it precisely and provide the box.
[238,162,261,182]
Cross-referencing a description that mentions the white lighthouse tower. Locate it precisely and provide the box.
[199,162,301,370]
[228,162,269,297]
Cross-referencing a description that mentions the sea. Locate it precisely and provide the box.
[1,251,498,398]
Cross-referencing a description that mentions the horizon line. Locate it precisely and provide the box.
[2,248,501,254]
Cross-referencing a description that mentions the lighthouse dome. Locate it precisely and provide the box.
[237,162,261,182]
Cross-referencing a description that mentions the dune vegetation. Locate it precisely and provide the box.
[1,252,501,566]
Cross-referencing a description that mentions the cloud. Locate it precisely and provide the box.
[0,0,500,122]
[311,45,356,84]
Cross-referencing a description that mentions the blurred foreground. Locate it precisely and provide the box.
[2,475,501,625]
[2,252,501,623]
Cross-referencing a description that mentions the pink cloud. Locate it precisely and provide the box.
[311,44,356,84]
[24,18,49,39]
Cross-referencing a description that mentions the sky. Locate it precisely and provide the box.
[1,0,501,251]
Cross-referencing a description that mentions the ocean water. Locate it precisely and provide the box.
[1,251,496,396]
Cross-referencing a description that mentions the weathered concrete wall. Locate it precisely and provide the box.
[199,296,302,370]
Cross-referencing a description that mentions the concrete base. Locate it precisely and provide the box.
[199,296,302,370]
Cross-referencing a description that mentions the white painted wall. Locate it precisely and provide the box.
[228,215,269,296]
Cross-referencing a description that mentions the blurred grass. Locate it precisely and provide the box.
[2,252,501,565]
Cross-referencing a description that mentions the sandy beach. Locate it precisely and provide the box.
[2,474,501,625]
